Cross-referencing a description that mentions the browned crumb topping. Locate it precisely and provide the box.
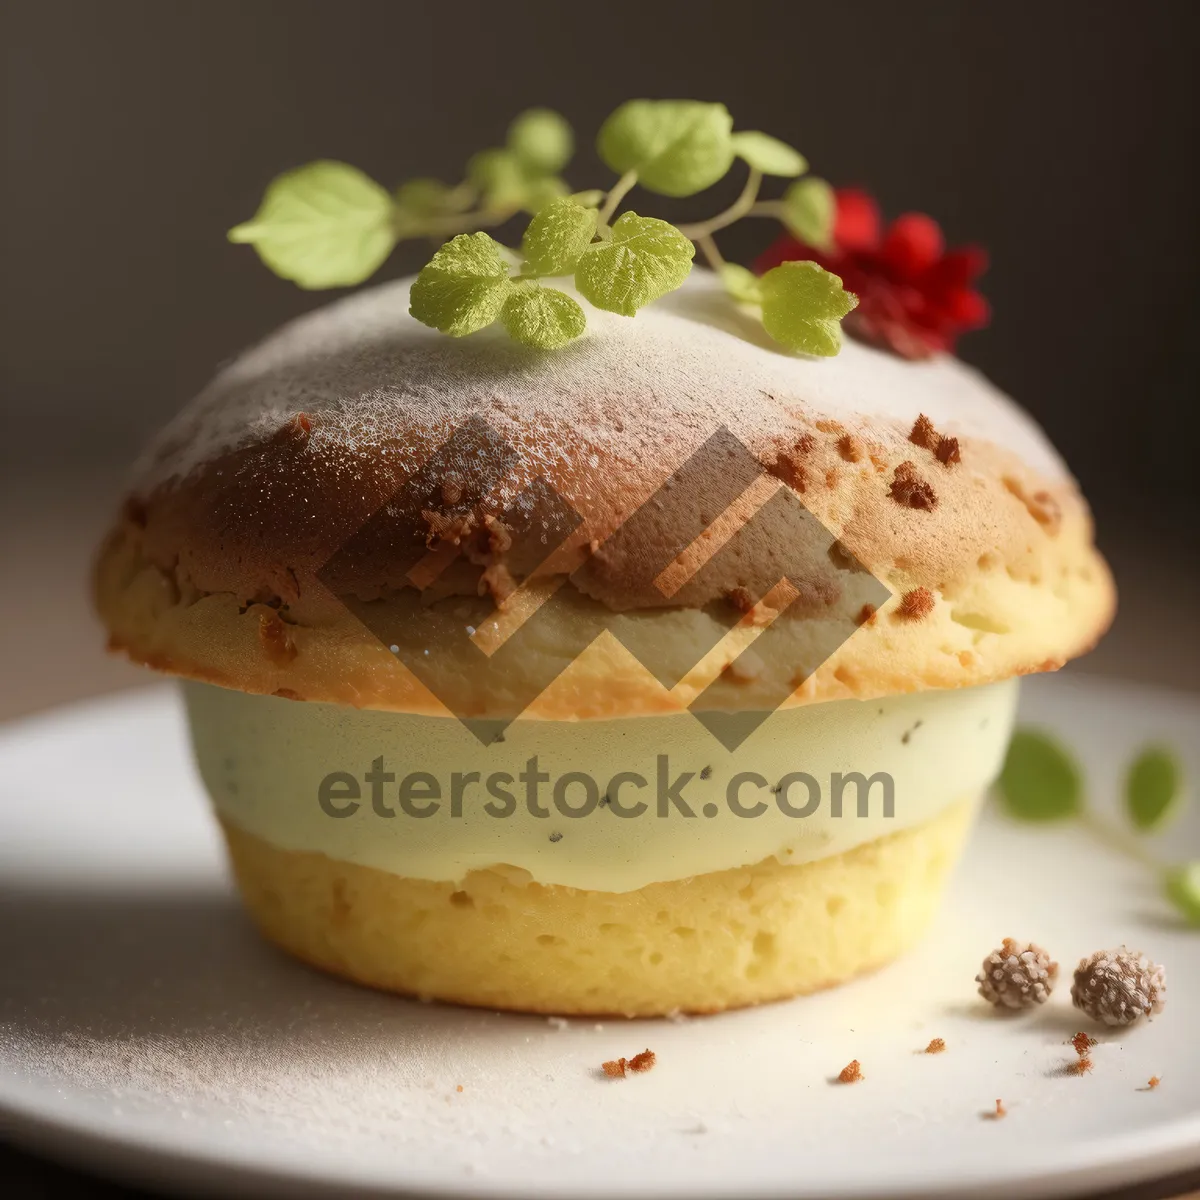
[935,436,961,465]
[815,419,844,435]
[602,1058,628,1078]
[925,1038,946,1054]
[628,1049,656,1073]
[1070,1032,1099,1059]
[1148,1076,1161,1089]
[824,467,839,489]
[897,587,936,620]
[257,609,297,664]
[837,1059,863,1084]
[727,586,756,613]
[836,433,863,463]
[889,461,938,510]
[855,603,877,627]
[908,414,939,450]
[767,453,807,493]
[794,433,816,455]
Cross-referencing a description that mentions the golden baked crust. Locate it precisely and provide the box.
[94,272,1114,715]
[219,797,975,1016]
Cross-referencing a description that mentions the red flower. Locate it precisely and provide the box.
[755,188,989,360]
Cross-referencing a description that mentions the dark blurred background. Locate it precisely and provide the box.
[3,0,1199,721]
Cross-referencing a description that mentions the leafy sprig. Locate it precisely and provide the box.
[998,730,1196,926]
[229,100,856,353]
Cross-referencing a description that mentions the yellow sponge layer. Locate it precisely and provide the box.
[220,798,976,1016]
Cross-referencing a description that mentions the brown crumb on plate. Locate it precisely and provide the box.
[1069,1031,1099,1059]
[837,1059,863,1084]
[925,1038,946,1054]
[628,1049,656,1073]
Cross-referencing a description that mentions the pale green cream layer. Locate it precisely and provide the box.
[184,679,1018,892]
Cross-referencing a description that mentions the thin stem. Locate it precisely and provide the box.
[676,168,763,240]
[696,233,725,272]
[596,170,638,227]
[748,199,785,219]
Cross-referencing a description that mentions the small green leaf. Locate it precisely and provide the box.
[1164,862,1200,926]
[781,177,836,249]
[719,263,763,305]
[500,284,586,349]
[228,161,396,289]
[996,728,1083,822]
[409,232,512,336]
[466,148,530,210]
[730,131,807,177]
[507,108,574,175]
[759,260,857,356]
[521,199,598,276]
[575,212,694,316]
[597,100,735,197]
[1126,745,1184,831]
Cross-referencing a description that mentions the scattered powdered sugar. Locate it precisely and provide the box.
[134,272,1066,494]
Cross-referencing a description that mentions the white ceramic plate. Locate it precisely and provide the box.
[0,673,1197,1200]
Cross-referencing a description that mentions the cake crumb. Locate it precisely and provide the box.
[602,1058,627,1078]
[1069,1031,1098,1059]
[837,1059,863,1084]
[990,1099,1007,1119]
[908,414,939,450]
[935,436,961,465]
[456,1084,464,1093]
[889,461,938,510]
[896,587,936,620]
[1069,1057,1095,1076]
[925,1038,946,1054]
[1147,1075,1161,1089]
[629,1049,656,1073]
[836,433,863,463]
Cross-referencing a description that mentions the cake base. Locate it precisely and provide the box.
[220,798,976,1016]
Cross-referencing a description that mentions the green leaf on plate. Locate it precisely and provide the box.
[730,131,807,177]
[997,728,1083,822]
[719,262,763,305]
[597,100,735,197]
[409,232,512,336]
[500,284,587,348]
[1125,745,1184,831]
[507,108,574,175]
[575,212,694,316]
[758,260,856,355]
[781,176,835,250]
[228,160,396,289]
[521,198,598,276]
[1164,862,1200,926]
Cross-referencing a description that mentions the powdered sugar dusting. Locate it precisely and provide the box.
[136,271,1066,493]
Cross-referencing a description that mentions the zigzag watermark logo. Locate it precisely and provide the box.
[317,418,890,750]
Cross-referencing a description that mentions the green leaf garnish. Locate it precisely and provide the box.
[521,199,597,276]
[597,100,734,197]
[781,177,836,250]
[409,232,512,336]
[575,212,694,316]
[719,263,763,305]
[507,108,574,175]
[997,729,1083,822]
[500,284,586,349]
[730,131,807,177]
[1125,745,1184,831]
[759,261,856,355]
[227,161,395,289]
[1164,862,1200,926]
